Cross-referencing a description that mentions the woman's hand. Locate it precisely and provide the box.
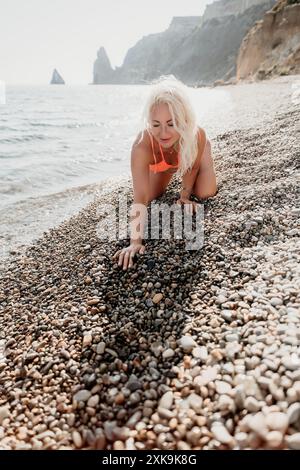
[176,197,199,215]
[113,243,146,270]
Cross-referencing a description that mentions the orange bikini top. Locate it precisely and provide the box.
[147,129,180,174]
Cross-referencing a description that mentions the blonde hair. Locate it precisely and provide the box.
[138,75,199,176]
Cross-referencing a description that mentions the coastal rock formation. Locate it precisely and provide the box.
[202,0,274,22]
[50,69,65,85]
[93,47,115,84]
[91,1,275,86]
[114,16,201,84]
[168,0,276,86]
[237,0,300,80]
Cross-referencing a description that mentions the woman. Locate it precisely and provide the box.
[113,76,217,270]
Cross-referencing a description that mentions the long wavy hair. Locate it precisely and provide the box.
[137,75,199,176]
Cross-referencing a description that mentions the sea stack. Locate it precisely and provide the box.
[93,47,115,84]
[50,69,65,84]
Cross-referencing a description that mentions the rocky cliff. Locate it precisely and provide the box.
[92,17,201,85]
[92,0,276,86]
[93,47,115,84]
[111,16,201,84]
[202,0,273,22]
[169,0,276,86]
[237,0,300,80]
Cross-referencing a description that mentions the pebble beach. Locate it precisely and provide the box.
[0,80,299,450]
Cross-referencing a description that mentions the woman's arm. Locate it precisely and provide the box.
[180,128,207,198]
[130,144,150,245]
[178,128,207,211]
[191,134,217,200]
[113,143,150,270]
[180,167,200,200]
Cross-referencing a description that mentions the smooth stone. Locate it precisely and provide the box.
[152,293,163,304]
[215,381,232,395]
[96,342,106,355]
[188,393,203,413]
[245,396,261,413]
[82,334,93,347]
[265,412,288,433]
[248,413,268,438]
[162,348,175,359]
[221,310,233,322]
[179,336,197,352]
[159,391,174,410]
[211,423,234,445]
[287,403,300,425]
[194,366,218,387]
[270,298,283,307]
[192,346,208,361]
[73,390,91,402]
[286,433,300,450]
[72,430,83,448]
[266,430,283,448]
[0,407,9,425]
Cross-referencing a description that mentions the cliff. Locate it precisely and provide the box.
[237,0,300,80]
[111,16,201,84]
[202,0,274,22]
[91,0,276,86]
[93,47,115,84]
[169,0,276,86]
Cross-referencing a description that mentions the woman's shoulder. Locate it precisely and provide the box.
[197,126,206,142]
[132,129,151,150]
[196,126,207,159]
[131,130,152,164]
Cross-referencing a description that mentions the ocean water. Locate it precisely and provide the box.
[0,84,143,209]
[0,76,297,261]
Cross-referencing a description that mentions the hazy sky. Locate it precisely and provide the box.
[0,0,215,85]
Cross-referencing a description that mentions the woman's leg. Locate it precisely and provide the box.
[192,139,217,200]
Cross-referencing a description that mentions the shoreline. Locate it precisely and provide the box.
[0,86,299,449]
[7,71,299,88]
[0,175,131,268]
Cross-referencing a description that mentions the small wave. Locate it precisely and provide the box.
[0,134,50,144]
[0,125,20,131]
[29,121,104,129]
[95,155,124,163]
[0,153,27,160]
[0,181,28,195]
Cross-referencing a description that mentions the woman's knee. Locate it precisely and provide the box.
[193,186,217,200]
